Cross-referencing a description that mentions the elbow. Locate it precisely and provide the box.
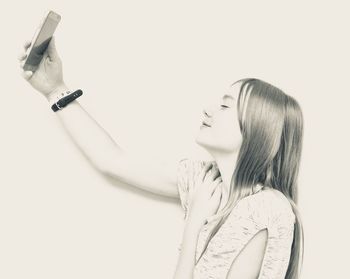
[92,152,125,179]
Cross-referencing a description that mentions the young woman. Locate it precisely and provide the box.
[18,37,304,279]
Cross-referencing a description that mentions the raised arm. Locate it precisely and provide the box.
[18,36,180,199]
[49,94,181,198]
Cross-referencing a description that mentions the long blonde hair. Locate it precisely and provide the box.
[196,78,304,278]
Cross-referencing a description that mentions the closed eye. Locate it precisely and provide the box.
[220,105,229,109]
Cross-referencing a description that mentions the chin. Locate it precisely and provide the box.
[195,135,217,151]
[195,129,241,153]
[195,138,239,155]
[194,132,207,146]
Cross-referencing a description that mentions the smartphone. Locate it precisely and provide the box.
[23,10,61,72]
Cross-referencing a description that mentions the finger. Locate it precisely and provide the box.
[21,70,33,80]
[18,52,27,62]
[23,39,32,50]
[211,183,223,200]
[42,51,49,62]
[211,179,222,195]
[207,174,222,193]
[204,165,220,182]
[19,60,25,68]
[214,175,223,183]
[210,167,221,180]
[200,162,213,181]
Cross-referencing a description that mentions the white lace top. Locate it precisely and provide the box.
[176,158,295,279]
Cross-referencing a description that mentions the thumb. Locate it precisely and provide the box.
[47,36,58,61]
[21,70,33,80]
[211,183,223,200]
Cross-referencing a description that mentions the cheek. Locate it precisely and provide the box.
[211,114,242,149]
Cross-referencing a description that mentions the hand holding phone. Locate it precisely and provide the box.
[18,11,68,100]
[23,10,61,72]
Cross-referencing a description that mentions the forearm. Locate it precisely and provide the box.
[47,85,124,172]
[173,220,202,279]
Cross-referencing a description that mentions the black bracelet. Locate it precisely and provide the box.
[51,89,83,112]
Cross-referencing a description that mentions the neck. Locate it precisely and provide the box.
[208,150,239,197]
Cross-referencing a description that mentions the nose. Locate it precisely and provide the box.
[203,108,211,118]
[203,105,215,117]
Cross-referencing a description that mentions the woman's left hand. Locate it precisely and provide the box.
[187,162,223,227]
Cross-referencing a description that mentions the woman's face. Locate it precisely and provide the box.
[195,83,245,153]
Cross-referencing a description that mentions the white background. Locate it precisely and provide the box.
[1,0,349,278]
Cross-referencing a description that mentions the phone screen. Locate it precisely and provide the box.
[24,11,61,71]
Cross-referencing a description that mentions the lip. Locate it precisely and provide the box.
[201,121,211,127]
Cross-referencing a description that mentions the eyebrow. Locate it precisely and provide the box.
[222,94,235,101]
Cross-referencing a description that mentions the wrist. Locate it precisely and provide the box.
[46,84,71,105]
[185,216,204,232]
[186,208,206,228]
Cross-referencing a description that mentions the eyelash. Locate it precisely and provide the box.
[220,105,229,109]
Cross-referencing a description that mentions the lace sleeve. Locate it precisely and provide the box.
[176,158,206,220]
[257,194,296,279]
[194,195,268,278]
[193,190,296,279]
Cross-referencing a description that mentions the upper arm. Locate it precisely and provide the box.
[101,151,182,198]
[226,228,268,279]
